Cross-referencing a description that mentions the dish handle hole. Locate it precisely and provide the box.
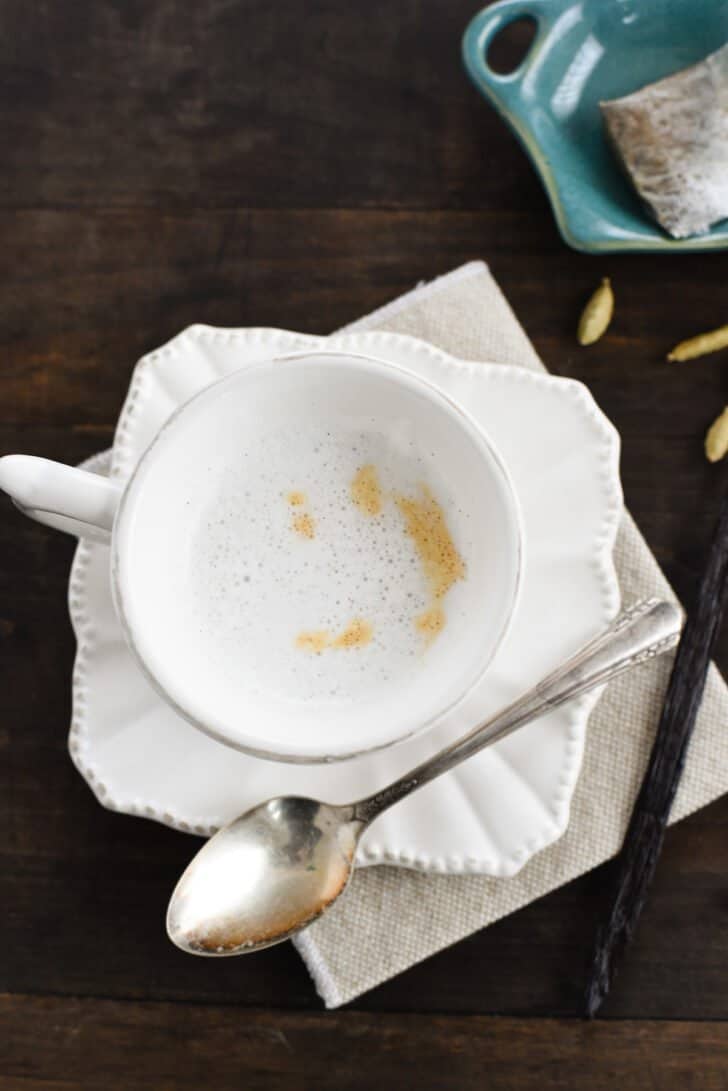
[486,16,537,75]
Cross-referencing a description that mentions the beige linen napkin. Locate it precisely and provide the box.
[293,261,728,1008]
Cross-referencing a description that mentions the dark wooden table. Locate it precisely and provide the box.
[3,2,728,1087]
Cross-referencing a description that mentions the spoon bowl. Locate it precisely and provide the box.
[167,798,362,955]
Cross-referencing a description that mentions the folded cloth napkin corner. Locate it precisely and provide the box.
[292,261,728,1008]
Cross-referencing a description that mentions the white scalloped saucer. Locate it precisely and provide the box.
[68,328,622,877]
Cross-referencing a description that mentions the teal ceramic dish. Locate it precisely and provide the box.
[463,0,728,253]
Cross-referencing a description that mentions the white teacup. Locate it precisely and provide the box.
[0,352,522,762]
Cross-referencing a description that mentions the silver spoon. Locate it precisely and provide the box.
[167,598,680,957]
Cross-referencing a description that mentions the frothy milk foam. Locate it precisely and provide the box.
[188,422,472,708]
[115,354,522,759]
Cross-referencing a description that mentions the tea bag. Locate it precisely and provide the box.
[600,43,728,239]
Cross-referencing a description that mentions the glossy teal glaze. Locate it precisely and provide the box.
[462,0,728,252]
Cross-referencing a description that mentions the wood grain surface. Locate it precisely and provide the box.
[3,1,728,1086]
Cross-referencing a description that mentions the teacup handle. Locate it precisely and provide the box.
[0,455,122,543]
[462,0,555,116]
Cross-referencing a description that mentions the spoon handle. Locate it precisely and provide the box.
[353,599,681,825]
